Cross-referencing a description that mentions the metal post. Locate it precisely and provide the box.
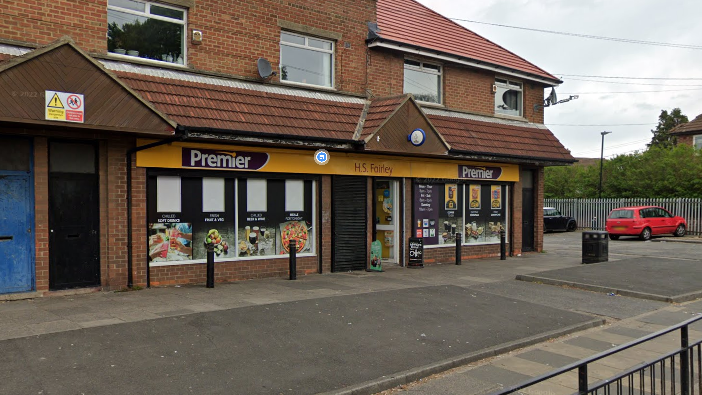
[500,229,506,260]
[206,243,215,288]
[578,365,588,395]
[455,232,461,265]
[682,325,690,395]
[599,131,611,199]
[289,239,297,280]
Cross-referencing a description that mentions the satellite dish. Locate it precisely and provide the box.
[257,57,275,79]
[548,87,558,105]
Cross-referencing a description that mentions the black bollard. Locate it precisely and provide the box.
[455,232,462,265]
[206,243,215,288]
[289,239,297,280]
[500,229,506,260]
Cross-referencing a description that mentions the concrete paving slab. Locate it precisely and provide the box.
[515,349,580,368]
[493,356,553,376]
[564,336,618,352]
[463,365,533,389]
[516,257,702,303]
[638,310,698,326]
[603,326,654,339]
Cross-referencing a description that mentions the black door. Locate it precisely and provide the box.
[521,170,535,252]
[49,142,100,290]
[332,176,367,272]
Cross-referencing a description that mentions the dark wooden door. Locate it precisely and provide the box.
[332,176,367,272]
[521,187,535,252]
[49,142,100,290]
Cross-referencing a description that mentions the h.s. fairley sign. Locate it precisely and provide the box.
[182,148,269,170]
[458,165,503,180]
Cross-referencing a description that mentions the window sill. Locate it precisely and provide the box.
[494,112,528,122]
[280,80,337,92]
[98,52,190,70]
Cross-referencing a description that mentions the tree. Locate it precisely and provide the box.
[648,108,688,149]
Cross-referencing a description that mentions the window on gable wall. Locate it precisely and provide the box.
[403,59,442,104]
[495,78,523,117]
[107,0,186,65]
[280,32,334,88]
[694,135,702,150]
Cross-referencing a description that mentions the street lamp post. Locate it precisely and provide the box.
[599,131,612,199]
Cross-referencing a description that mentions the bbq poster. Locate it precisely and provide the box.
[490,185,502,209]
[468,184,481,209]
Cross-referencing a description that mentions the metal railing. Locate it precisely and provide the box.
[492,315,702,395]
[544,198,702,235]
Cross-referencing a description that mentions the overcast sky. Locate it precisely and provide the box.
[417,0,702,159]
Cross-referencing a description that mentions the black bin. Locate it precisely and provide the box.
[582,231,609,264]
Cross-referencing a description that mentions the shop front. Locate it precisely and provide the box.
[136,140,520,282]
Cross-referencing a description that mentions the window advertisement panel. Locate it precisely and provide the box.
[413,182,463,246]
[192,178,236,261]
[464,184,507,245]
[237,178,314,258]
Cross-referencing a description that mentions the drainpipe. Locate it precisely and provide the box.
[126,128,188,288]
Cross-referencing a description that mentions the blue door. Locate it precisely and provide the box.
[0,175,33,294]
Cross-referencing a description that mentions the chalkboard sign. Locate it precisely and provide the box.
[408,237,423,267]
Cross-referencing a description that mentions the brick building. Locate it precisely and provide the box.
[670,114,702,149]
[0,0,574,295]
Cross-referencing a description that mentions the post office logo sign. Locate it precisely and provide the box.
[182,148,270,170]
[458,165,503,180]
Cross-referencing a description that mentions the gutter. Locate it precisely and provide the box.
[182,126,365,149]
[449,148,576,165]
[126,128,189,288]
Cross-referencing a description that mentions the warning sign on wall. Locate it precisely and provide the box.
[45,91,84,123]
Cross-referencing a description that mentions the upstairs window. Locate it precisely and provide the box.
[694,135,702,150]
[495,78,523,117]
[107,0,186,65]
[280,32,334,88]
[404,59,442,104]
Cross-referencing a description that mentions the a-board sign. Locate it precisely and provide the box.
[408,237,423,267]
[370,240,382,272]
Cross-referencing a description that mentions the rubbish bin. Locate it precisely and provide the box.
[582,231,609,264]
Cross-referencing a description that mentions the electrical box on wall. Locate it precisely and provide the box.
[192,30,203,45]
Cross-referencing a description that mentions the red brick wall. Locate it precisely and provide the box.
[0,0,375,96]
[367,48,548,123]
[34,137,49,291]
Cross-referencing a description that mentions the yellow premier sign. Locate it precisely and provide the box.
[135,140,519,181]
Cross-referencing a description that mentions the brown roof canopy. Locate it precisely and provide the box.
[670,114,702,135]
[0,38,175,135]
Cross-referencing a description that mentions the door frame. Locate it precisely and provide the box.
[0,136,35,293]
[372,178,402,264]
[48,139,100,290]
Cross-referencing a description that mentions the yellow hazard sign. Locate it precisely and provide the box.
[47,92,64,108]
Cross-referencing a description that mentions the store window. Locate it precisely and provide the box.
[107,0,186,65]
[413,182,462,246]
[147,175,315,266]
[464,184,507,244]
[404,59,442,104]
[280,32,334,88]
[495,78,522,117]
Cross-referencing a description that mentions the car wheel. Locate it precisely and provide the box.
[609,234,620,240]
[674,224,686,237]
[640,227,652,241]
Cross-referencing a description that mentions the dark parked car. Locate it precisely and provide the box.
[605,206,687,240]
[544,207,577,232]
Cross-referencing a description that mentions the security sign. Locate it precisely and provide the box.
[45,91,84,123]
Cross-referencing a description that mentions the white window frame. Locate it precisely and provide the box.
[279,31,335,89]
[494,78,523,117]
[107,0,187,66]
[694,135,702,150]
[403,58,443,105]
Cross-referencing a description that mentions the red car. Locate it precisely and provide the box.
[605,206,687,240]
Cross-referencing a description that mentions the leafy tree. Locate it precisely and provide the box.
[648,108,688,149]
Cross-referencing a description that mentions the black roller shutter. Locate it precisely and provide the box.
[332,176,367,272]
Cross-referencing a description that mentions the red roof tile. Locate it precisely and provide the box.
[360,95,408,140]
[375,0,560,83]
[670,114,702,135]
[428,114,574,162]
[115,71,364,141]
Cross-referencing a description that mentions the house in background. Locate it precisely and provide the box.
[0,0,573,296]
[670,114,702,149]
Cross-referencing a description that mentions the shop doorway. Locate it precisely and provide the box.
[0,137,34,294]
[49,142,100,290]
[331,176,367,272]
[373,179,400,265]
[521,170,535,252]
